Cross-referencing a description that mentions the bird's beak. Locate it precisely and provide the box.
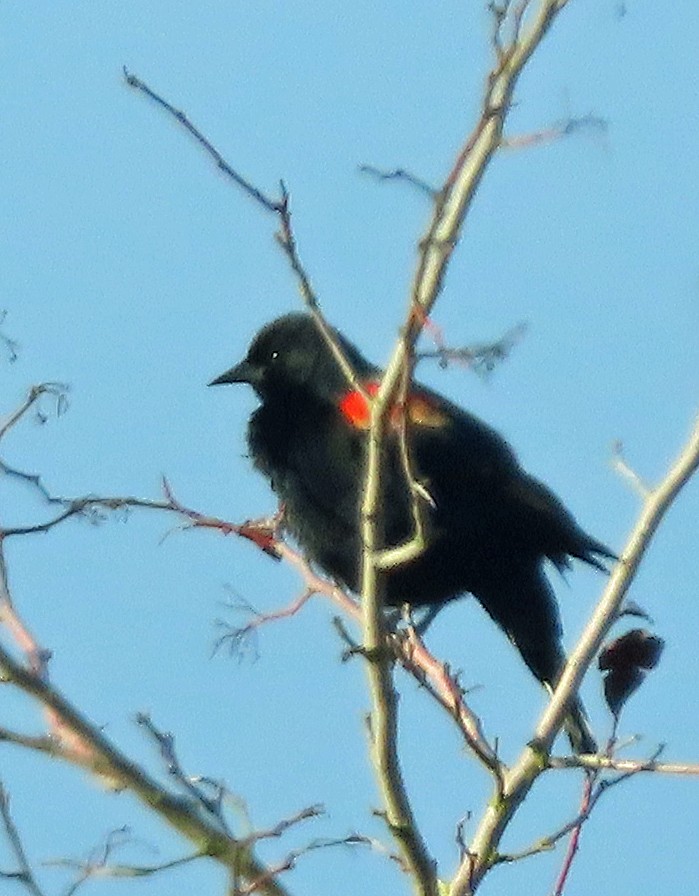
[208,360,252,386]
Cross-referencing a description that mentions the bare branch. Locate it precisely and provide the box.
[611,440,652,498]
[0,645,290,896]
[399,626,502,780]
[358,4,575,892]
[496,755,643,869]
[0,311,19,363]
[408,0,573,330]
[123,68,280,214]
[501,113,608,149]
[451,409,699,896]
[0,783,45,896]
[0,383,68,443]
[136,713,231,827]
[358,165,437,198]
[536,411,699,749]
[0,493,173,538]
[359,387,438,894]
[549,754,699,776]
[417,321,528,378]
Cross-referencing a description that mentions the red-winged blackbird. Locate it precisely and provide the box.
[210,313,615,753]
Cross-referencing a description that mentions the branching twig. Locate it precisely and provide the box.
[0,312,19,363]
[611,440,652,498]
[496,750,646,869]
[418,322,528,377]
[0,783,45,896]
[451,410,699,896]
[0,384,68,443]
[1,493,173,538]
[0,644,289,896]
[358,165,437,198]
[501,113,608,149]
[124,69,369,405]
[137,713,230,826]
[214,588,317,658]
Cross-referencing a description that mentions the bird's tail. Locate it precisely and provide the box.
[545,683,597,754]
[476,566,597,755]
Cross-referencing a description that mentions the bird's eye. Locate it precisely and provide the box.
[270,350,279,361]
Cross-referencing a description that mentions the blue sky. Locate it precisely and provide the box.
[1,2,698,894]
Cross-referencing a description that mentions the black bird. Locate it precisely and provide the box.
[210,313,614,753]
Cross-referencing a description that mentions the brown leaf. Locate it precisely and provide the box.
[598,629,665,717]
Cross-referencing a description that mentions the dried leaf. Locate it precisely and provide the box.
[598,629,664,717]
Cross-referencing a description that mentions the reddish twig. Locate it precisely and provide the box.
[551,773,592,895]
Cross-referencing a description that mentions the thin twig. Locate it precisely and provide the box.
[123,69,280,213]
[0,783,45,896]
[611,440,651,498]
[358,165,437,198]
[0,384,68,442]
[501,113,608,149]
[124,69,367,409]
[0,311,19,363]
[137,713,230,827]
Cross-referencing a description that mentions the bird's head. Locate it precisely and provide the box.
[209,313,372,404]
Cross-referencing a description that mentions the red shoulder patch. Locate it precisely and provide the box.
[339,381,448,430]
[339,381,379,429]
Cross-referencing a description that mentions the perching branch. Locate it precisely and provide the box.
[0,391,496,775]
[360,4,575,892]
[361,0,576,585]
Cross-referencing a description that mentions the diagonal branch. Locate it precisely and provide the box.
[0,645,290,896]
[450,409,699,896]
[536,410,699,749]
